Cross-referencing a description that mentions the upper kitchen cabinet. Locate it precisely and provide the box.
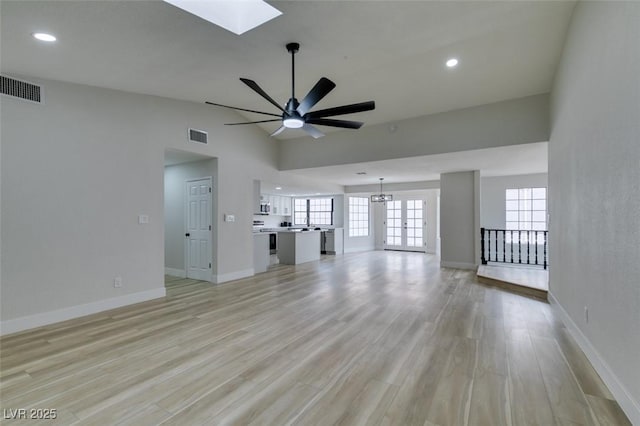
[282,196,291,215]
[269,194,279,215]
[266,194,291,216]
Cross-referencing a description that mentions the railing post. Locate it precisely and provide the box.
[518,230,522,264]
[527,230,530,264]
[494,229,498,262]
[535,231,538,265]
[503,230,506,263]
[480,228,487,265]
[511,230,514,263]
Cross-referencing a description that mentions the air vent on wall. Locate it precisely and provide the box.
[1,75,43,103]
[188,128,208,144]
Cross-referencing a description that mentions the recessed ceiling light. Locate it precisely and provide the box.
[446,58,459,68]
[163,0,282,35]
[32,32,56,42]
[275,186,282,190]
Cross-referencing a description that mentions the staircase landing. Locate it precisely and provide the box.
[477,264,548,300]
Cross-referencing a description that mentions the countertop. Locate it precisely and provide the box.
[253,227,335,234]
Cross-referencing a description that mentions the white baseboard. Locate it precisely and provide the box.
[215,268,254,284]
[440,261,477,270]
[548,292,640,425]
[0,287,167,336]
[344,246,374,254]
[164,267,186,278]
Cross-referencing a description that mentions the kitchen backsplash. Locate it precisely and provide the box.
[253,214,291,228]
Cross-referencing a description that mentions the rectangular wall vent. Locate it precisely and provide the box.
[1,75,43,103]
[188,128,208,144]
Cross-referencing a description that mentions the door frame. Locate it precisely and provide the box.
[383,197,427,253]
[184,176,213,281]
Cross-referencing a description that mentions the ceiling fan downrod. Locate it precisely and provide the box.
[286,42,300,111]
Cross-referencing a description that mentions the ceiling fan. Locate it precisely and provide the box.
[205,42,375,139]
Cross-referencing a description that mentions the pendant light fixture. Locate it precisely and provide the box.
[371,178,393,202]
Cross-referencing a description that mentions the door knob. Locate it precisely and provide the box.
[185,233,190,237]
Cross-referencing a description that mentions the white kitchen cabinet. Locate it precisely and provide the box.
[260,194,291,216]
[324,228,344,255]
[281,196,291,215]
[278,231,321,264]
[271,195,280,215]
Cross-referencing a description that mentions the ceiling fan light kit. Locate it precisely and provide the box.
[283,117,304,129]
[206,42,375,139]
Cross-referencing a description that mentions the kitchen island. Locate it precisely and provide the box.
[277,230,321,265]
[253,232,270,273]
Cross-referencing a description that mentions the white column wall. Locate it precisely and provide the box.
[440,171,480,269]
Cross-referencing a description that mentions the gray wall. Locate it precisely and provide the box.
[1,76,281,326]
[440,171,480,269]
[481,173,548,229]
[279,94,549,170]
[549,1,640,422]
[164,159,217,274]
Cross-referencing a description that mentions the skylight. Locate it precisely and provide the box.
[163,0,282,35]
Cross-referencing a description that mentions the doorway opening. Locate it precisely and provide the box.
[164,149,217,283]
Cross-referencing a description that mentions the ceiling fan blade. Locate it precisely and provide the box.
[270,126,286,137]
[240,78,287,114]
[302,123,325,139]
[205,101,281,117]
[225,119,282,126]
[304,101,375,119]
[306,118,363,129]
[296,77,336,116]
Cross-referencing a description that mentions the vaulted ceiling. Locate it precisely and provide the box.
[1,0,575,184]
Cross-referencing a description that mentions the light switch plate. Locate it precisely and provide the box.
[224,214,235,222]
[138,214,149,224]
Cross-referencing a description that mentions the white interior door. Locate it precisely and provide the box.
[185,178,212,280]
[384,199,426,252]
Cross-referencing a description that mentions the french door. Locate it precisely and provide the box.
[384,199,426,252]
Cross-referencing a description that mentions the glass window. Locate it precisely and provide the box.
[294,197,334,226]
[349,197,369,237]
[505,187,547,244]
[294,198,308,225]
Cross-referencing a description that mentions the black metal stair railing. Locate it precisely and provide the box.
[481,228,548,269]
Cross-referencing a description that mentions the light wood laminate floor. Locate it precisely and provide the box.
[0,251,630,425]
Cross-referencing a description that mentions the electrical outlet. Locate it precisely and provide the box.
[584,306,589,323]
[138,214,149,224]
[114,276,123,288]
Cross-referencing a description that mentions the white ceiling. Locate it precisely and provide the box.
[287,142,548,187]
[2,1,570,188]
